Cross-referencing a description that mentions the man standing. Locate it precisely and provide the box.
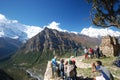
[52,56,58,78]
[84,47,88,59]
[74,48,78,57]
[95,46,100,59]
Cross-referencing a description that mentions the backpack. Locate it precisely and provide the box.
[67,65,75,77]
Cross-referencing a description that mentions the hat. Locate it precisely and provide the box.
[72,60,76,64]
[68,60,72,65]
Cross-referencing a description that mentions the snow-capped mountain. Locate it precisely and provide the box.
[1,13,120,41]
[0,14,68,41]
[0,14,42,41]
[80,27,120,38]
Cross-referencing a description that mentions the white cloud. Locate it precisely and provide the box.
[80,27,120,38]
[0,14,7,23]
[0,14,6,20]
[0,14,19,24]
[1,13,119,41]
[0,14,69,40]
[44,21,67,32]
[24,25,43,38]
[0,13,43,40]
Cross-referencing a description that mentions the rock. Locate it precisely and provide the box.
[44,61,53,80]
[44,56,91,80]
[73,56,91,68]
[100,36,120,56]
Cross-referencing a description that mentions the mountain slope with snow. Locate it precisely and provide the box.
[80,27,120,38]
[0,14,42,41]
[1,13,120,41]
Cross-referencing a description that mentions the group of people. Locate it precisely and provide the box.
[51,56,114,80]
[84,46,103,59]
[52,56,77,80]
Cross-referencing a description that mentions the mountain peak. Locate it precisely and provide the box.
[44,27,52,31]
[44,27,49,30]
[20,28,81,53]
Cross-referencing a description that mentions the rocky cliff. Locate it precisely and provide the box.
[19,27,100,54]
[100,36,120,56]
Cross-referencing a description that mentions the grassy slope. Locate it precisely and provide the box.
[77,56,120,80]
[1,50,83,80]
[0,50,55,80]
[1,50,120,80]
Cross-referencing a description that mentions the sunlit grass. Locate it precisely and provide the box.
[80,56,120,80]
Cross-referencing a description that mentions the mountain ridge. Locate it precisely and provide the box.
[18,27,100,54]
[1,14,120,41]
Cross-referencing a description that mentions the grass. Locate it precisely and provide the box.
[0,51,55,80]
[59,51,83,58]
[77,56,120,80]
[1,51,120,80]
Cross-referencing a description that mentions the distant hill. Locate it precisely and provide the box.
[0,37,22,60]
[0,69,13,80]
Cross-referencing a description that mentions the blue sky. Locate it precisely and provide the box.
[0,0,119,32]
[0,0,92,32]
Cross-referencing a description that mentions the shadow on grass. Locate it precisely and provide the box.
[77,76,93,80]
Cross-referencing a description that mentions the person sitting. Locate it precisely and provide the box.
[92,61,114,80]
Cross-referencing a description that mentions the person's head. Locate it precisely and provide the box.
[95,61,102,66]
[84,47,87,49]
[65,61,68,65]
[60,59,64,63]
[96,45,99,48]
[68,60,72,65]
[54,56,57,59]
[72,60,76,64]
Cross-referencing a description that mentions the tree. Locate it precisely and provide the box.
[87,0,120,28]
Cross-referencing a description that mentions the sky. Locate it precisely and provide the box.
[0,0,119,32]
[0,0,93,32]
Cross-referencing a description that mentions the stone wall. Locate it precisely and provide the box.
[100,36,120,56]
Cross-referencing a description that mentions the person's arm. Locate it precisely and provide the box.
[92,63,97,72]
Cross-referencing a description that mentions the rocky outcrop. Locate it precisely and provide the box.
[100,36,120,56]
[44,61,53,80]
[44,56,91,80]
